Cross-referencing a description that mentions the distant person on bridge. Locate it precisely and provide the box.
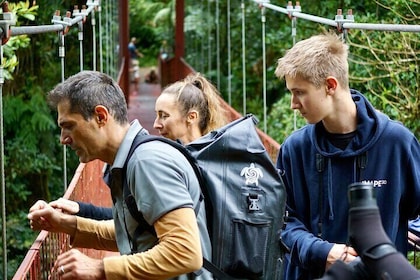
[27,71,226,280]
[274,32,420,280]
[128,37,143,86]
[49,72,227,220]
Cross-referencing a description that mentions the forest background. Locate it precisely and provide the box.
[0,0,419,277]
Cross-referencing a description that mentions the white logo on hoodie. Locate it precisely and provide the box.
[362,179,388,188]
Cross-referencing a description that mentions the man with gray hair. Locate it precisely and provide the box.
[28,70,212,279]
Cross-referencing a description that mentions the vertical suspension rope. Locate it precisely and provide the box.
[292,16,297,131]
[91,8,97,71]
[207,0,211,75]
[111,0,116,78]
[260,3,267,133]
[105,0,110,75]
[58,30,67,190]
[98,4,103,73]
[0,39,7,280]
[216,0,220,89]
[77,17,84,71]
[287,1,300,131]
[241,0,247,115]
[0,6,14,275]
[200,0,205,73]
[227,0,232,105]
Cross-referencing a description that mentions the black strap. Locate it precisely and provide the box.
[203,258,236,280]
[121,132,233,279]
[356,152,367,182]
[316,153,325,238]
[364,243,397,260]
[124,133,206,215]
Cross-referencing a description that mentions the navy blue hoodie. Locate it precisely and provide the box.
[277,90,420,279]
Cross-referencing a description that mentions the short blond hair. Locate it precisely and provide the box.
[275,32,349,89]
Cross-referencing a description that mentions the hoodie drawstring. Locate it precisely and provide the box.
[317,152,368,238]
[316,154,325,238]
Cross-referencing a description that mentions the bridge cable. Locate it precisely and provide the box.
[98,3,103,72]
[260,2,268,133]
[207,0,211,76]
[0,34,7,280]
[0,3,14,276]
[216,0,220,89]
[241,0,247,115]
[286,1,300,131]
[227,0,232,105]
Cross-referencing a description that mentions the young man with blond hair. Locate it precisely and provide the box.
[275,33,420,279]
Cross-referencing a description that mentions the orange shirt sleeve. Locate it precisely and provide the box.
[103,207,203,280]
[72,218,119,252]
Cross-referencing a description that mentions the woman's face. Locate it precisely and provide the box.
[153,93,190,142]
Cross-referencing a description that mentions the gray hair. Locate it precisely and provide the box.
[48,71,129,124]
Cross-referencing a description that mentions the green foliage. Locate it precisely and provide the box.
[1,1,37,80]
[408,250,420,270]
[347,0,420,139]
[0,212,37,279]
[2,0,419,276]
[266,93,307,144]
[3,89,60,211]
[7,1,38,23]
[128,0,173,66]
[1,1,84,276]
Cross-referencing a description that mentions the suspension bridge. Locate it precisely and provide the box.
[0,0,418,278]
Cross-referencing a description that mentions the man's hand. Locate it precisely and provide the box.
[28,200,77,236]
[326,244,358,271]
[50,198,80,215]
[55,249,105,280]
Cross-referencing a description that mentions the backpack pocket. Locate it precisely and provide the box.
[224,219,270,279]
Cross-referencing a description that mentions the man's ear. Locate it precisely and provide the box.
[325,76,338,95]
[94,105,108,125]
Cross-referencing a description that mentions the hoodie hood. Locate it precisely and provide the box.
[310,89,389,158]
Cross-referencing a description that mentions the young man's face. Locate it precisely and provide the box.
[57,100,101,163]
[285,75,331,124]
[153,93,189,142]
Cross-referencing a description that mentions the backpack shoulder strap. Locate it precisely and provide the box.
[122,133,204,240]
[124,133,205,215]
[123,133,234,279]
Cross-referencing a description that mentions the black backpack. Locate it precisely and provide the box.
[123,114,287,280]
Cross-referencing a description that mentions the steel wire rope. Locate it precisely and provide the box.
[58,30,68,190]
[260,2,268,133]
[0,38,7,280]
[91,7,97,71]
[106,0,111,76]
[207,0,211,75]
[227,0,232,105]
[105,0,110,75]
[98,4,103,73]
[241,0,247,115]
[292,14,297,131]
[288,2,299,132]
[111,0,117,78]
[216,0,220,89]
[200,1,205,74]
[75,8,84,71]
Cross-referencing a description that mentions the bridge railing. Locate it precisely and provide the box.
[12,159,114,280]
